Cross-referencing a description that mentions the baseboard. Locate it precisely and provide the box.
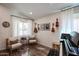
[0,48,6,50]
[0,49,6,52]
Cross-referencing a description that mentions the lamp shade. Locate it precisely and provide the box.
[61,33,71,39]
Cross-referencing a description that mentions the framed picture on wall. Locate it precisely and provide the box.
[40,23,50,31]
[2,21,10,28]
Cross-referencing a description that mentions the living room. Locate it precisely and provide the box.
[0,3,79,56]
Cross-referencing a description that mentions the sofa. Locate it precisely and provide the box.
[60,31,79,56]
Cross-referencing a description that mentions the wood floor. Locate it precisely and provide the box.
[0,44,50,56]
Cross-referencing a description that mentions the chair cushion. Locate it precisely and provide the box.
[11,43,22,49]
[29,40,37,43]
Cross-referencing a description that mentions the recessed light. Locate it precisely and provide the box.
[29,12,32,15]
[49,3,54,6]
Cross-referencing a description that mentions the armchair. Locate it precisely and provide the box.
[28,37,37,44]
[6,37,22,55]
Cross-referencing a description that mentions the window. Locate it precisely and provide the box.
[60,9,74,34]
[12,16,32,37]
[73,13,79,32]
[60,8,79,34]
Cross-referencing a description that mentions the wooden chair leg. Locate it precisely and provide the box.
[9,49,12,56]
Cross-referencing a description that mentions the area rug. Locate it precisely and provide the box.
[36,47,45,50]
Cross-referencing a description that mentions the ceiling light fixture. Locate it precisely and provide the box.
[29,12,32,15]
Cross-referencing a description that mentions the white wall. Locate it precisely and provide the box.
[35,13,61,48]
[0,5,12,50]
[0,5,63,50]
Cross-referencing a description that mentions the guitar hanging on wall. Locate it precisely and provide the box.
[51,23,55,32]
[34,23,38,33]
[55,18,59,27]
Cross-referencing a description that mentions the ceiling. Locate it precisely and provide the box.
[1,3,79,20]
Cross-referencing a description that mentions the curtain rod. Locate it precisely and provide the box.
[11,15,34,21]
[60,5,79,11]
